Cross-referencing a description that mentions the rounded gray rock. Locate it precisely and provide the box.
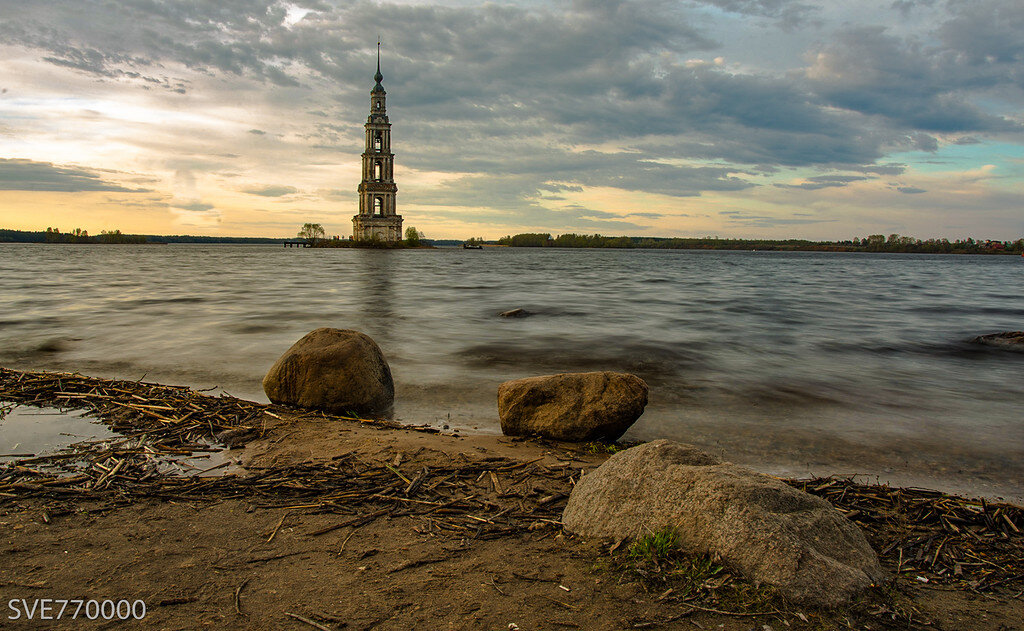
[562,440,886,607]
[262,328,394,415]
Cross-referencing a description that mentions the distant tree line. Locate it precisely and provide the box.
[6,227,1020,254]
[495,233,1024,254]
[852,234,1023,254]
[145,235,284,244]
[36,227,148,244]
[0,228,285,244]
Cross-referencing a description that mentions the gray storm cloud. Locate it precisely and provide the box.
[0,159,147,192]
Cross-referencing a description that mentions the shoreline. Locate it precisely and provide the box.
[1,367,1023,629]
[2,365,1021,507]
[5,228,1024,256]
[5,355,1022,508]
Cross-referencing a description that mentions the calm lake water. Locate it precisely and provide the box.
[1,243,1022,501]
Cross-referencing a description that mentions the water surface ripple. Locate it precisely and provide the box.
[2,244,1021,501]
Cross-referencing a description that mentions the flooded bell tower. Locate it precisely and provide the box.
[352,42,403,242]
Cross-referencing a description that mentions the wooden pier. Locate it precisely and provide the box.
[283,240,311,248]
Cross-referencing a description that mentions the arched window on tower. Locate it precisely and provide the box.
[374,197,383,215]
[373,133,382,151]
[376,101,382,110]
[374,161,382,181]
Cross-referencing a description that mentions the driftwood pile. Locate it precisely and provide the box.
[0,366,406,475]
[793,477,1024,592]
[2,452,572,541]
[1,368,254,476]
[0,367,569,539]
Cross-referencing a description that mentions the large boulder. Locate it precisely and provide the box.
[971,331,1024,350]
[262,328,394,415]
[497,371,648,442]
[562,440,885,607]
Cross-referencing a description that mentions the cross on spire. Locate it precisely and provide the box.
[374,39,383,87]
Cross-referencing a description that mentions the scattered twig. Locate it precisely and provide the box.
[338,529,356,555]
[540,595,579,611]
[234,578,250,616]
[488,576,507,596]
[284,611,334,631]
[680,600,776,617]
[267,511,291,543]
[246,551,306,564]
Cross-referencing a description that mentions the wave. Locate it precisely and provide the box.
[456,337,707,384]
[226,323,288,334]
[117,296,208,307]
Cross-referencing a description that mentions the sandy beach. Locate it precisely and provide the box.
[1,367,1022,630]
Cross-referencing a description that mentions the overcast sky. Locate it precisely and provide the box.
[1,0,1022,240]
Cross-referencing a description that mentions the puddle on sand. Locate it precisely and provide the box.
[0,403,239,476]
[0,404,117,457]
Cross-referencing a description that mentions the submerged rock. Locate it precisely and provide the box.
[34,339,68,353]
[971,331,1024,350]
[498,308,530,318]
[562,440,885,607]
[497,371,648,441]
[262,328,394,415]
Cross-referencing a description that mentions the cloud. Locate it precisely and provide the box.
[774,174,872,190]
[720,211,838,227]
[242,184,298,197]
[1,0,885,177]
[169,196,221,227]
[1,1,313,87]
[804,22,1022,134]
[8,3,995,177]
[173,201,215,212]
[537,183,584,193]
[316,188,349,201]
[895,186,927,194]
[0,158,147,192]
[890,0,937,15]
[938,1,1024,67]
[697,0,818,28]
[407,153,755,216]
[846,163,906,176]
[422,205,650,232]
[102,195,171,208]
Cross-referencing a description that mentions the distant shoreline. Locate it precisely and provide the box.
[3,227,1022,254]
[496,232,1024,255]
[0,228,465,247]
